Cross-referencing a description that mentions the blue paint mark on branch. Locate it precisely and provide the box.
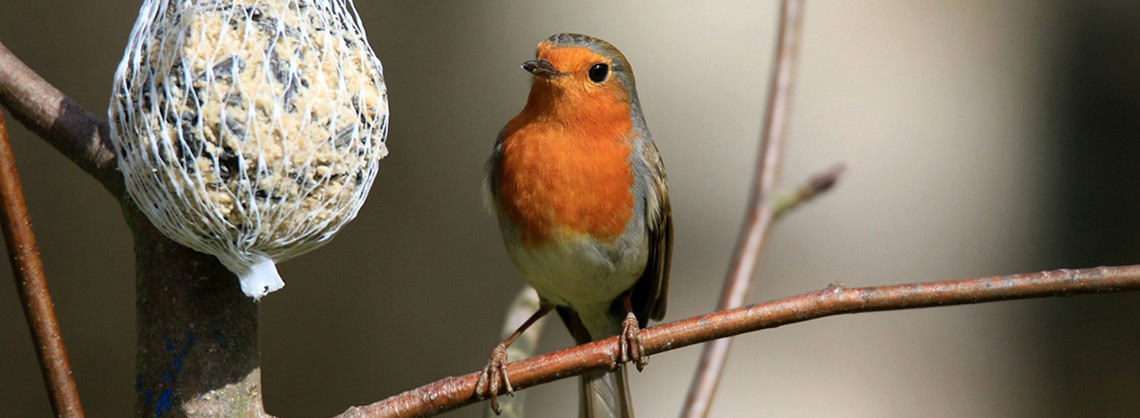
[147,328,199,416]
[155,388,173,417]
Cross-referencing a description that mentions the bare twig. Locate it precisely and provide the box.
[0,111,84,416]
[682,1,807,416]
[0,40,121,195]
[770,162,845,220]
[337,265,1140,418]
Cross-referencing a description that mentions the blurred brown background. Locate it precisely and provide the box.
[3,1,1140,417]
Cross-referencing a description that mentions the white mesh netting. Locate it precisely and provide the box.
[108,0,388,299]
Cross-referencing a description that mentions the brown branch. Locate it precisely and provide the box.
[0,111,83,416]
[682,0,807,416]
[0,39,265,416]
[338,265,1140,417]
[0,40,122,196]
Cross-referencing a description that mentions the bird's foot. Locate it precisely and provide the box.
[476,343,514,415]
[619,312,648,371]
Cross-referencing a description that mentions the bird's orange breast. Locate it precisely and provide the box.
[497,84,635,246]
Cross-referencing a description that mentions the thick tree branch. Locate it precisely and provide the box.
[683,1,807,416]
[0,110,84,417]
[0,40,122,196]
[338,265,1140,418]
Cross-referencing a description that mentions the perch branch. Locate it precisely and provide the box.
[338,265,1140,418]
[0,40,122,195]
[0,111,84,416]
[682,0,807,416]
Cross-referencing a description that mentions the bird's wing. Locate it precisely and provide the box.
[483,127,508,213]
[633,138,672,323]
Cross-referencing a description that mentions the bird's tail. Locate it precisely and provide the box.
[578,364,633,418]
[558,306,635,418]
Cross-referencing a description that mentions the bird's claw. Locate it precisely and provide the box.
[476,343,514,414]
[619,312,648,371]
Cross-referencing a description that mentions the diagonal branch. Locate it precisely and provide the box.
[0,40,122,196]
[0,39,265,416]
[0,110,83,416]
[682,0,807,416]
[337,265,1140,418]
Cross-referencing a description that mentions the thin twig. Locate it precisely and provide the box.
[337,265,1140,418]
[0,111,84,416]
[682,1,807,416]
[770,162,845,220]
[0,40,121,195]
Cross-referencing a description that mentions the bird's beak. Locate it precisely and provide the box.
[522,59,563,78]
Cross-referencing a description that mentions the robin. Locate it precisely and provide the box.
[477,33,673,417]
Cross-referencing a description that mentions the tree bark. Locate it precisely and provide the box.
[128,202,268,417]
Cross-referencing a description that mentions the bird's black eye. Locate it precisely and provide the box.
[588,63,609,83]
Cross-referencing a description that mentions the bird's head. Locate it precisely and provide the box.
[520,33,641,117]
